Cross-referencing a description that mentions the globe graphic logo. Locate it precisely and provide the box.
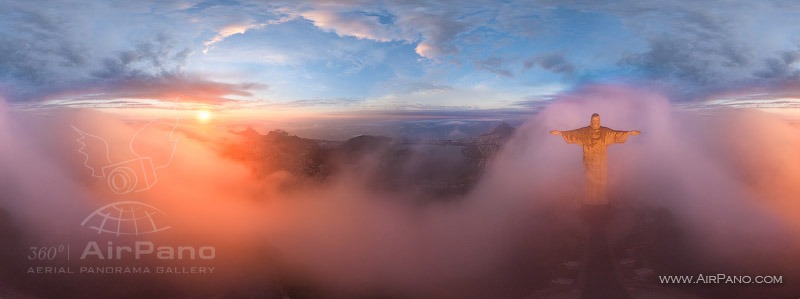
[81,201,172,236]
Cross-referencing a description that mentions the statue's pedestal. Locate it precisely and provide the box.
[577,203,630,299]
[579,204,612,224]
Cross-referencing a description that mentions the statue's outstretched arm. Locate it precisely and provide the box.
[556,128,584,144]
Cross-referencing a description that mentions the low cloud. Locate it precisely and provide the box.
[2,85,800,298]
[48,76,259,104]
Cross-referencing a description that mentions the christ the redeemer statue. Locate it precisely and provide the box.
[549,113,640,205]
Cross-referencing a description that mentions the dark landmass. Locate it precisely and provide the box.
[223,123,516,198]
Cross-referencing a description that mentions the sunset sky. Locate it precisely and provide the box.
[2,0,800,121]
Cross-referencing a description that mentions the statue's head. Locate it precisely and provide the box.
[590,113,600,129]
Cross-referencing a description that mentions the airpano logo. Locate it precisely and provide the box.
[25,107,217,274]
[71,113,179,194]
[81,201,171,236]
[72,109,180,236]
[76,202,216,261]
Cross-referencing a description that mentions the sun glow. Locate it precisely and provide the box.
[197,110,211,122]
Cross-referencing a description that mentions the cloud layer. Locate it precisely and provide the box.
[2,85,800,297]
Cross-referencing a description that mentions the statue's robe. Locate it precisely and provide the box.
[561,126,629,205]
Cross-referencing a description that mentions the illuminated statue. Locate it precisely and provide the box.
[549,113,640,205]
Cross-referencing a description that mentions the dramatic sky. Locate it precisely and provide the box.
[2,0,800,120]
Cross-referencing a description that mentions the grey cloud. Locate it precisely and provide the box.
[4,0,800,105]
[260,97,366,108]
[293,0,800,100]
[396,6,484,59]
[4,4,89,68]
[0,0,250,104]
[784,50,800,64]
[0,2,147,101]
[378,79,454,95]
[53,33,220,103]
[91,34,191,80]
[701,80,800,104]
[343,107,537,120]
[185,0,242,14]
[48,75,256,104]
[288,0,496,60]
[237,82,270,91]
[0,1,91,100]
[754,49,800,79]
[475,57,513,77]
[509,95,556,111]
[619,34,716,83]
[524,52,575,76]
[620,31,799,100]
[615,2,756,85]
[595,1,800,99]
[501,0,799,100]
[494,2,552,38]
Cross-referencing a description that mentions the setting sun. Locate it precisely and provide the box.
[197,110,211,122]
